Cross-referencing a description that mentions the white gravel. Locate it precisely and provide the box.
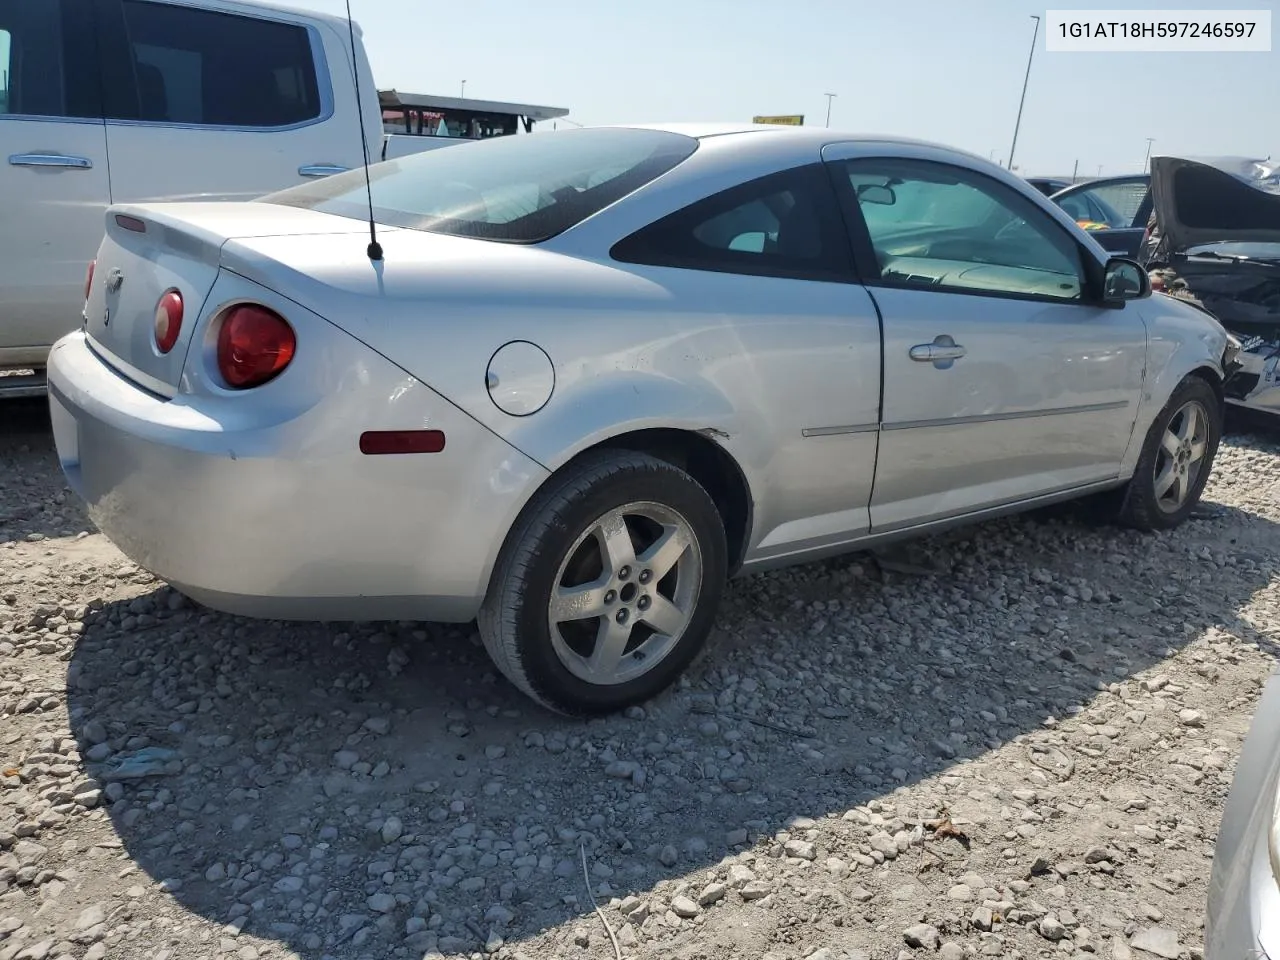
[1,397,1278,960]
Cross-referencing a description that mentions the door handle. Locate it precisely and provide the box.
[909,335,967,369]
[298,163,350,177]
[9,153,93,169]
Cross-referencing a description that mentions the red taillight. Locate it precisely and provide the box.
[216,304,296,389]
[84,260,95,302]
[154,290,183,354]
[359,430,447,455]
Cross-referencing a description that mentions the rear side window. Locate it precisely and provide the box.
[0,0,100,119]
[265,127,699,244]
[611,164,854,282]
[114,1,321,128]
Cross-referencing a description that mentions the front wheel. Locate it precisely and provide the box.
[478,451,728,717]
[1116,376,1222,531]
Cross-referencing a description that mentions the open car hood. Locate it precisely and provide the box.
[1150,155,1280,253]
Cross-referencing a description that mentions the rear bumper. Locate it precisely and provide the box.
[46,331,548,622]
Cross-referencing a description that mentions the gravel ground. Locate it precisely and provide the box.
[1,397,1278,960]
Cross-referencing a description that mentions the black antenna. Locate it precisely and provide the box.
[344,0,382,261]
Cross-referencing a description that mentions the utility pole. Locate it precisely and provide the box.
[1007,14,1041,171]
[824,93,836,128]
[1144,138,1155,172]
[460,80,466,98]
[1071,158,1079,183]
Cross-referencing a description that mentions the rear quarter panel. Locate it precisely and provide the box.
[220,227,884,561]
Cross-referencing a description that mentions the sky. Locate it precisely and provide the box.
[292,0,1276,178]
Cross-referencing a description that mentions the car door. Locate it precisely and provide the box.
[609,162,883,560]
[93,0,360,205]
[0,0,108,368]
[822,146,1148,532]
[1051,176,1152,258]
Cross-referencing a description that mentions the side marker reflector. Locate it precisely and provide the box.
[359,430,446,455]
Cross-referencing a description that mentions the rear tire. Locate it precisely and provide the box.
[1115,376,1221,531]
[478,450,728,717]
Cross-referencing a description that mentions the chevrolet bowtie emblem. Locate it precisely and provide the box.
[105,268,124,294]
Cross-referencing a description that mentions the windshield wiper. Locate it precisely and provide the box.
[1189,249,1280,264]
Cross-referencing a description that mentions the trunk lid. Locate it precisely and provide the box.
[84,202,374,397]
[1150,155,1280,253]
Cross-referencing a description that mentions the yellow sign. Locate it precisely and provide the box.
[753,115,804,126]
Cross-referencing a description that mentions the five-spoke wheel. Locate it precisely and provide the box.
[1118,375,1222,531]
[479,451,727,717]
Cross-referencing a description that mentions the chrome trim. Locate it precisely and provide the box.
[0,114,103,126]
[9,153,92,168]
[801,423,879,438]
[299,163,350,177]
[883,400,1129,432]
[103,20,335,134]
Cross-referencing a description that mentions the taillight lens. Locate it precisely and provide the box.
[84,260,96,302]
[154,290,183,354]
[216,305,296,389]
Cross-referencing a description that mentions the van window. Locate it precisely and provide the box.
[0,0,100,119]
[0,29,12,115]
[116,1,321,128]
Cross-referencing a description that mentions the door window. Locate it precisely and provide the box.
[114,1,321,128]
[611,165,853,282]
[0,0,100,119]
[1065,179,1149,227]
[837,158,1087,302]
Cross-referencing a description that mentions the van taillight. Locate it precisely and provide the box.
[216,305,296,389]
[84,261,95,302]
[154,290,183,354]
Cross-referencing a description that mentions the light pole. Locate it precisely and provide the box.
[824,93,836,128]
[460,80,466,98]
[1007,14,1041,171]
[1144,137,1155,172]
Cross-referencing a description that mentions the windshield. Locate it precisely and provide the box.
[263,127,699,244]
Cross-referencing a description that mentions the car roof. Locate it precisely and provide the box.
[605,122,986,158]
[192,0,355,31]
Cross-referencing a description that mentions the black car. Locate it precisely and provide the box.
[1026,176,1073,197]
[1140,156,1280,417]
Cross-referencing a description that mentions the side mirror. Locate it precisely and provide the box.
[1102,257,1150,306]
[857,184,897,206]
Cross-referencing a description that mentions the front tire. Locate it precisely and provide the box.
[478,450,728,717]
[1116,376,1221,531]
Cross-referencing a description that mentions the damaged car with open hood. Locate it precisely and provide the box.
[1140,155,1280,416]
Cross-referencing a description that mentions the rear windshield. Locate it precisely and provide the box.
[263,127,698,244]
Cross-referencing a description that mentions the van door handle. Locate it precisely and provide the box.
[299,164,350,177]
[909,335,967,369]
[9,153,93,169]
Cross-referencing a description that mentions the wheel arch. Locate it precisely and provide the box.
[1186,363,1226,407]
[486,426,755,600]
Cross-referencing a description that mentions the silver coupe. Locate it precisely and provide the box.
[47,123,1238,715]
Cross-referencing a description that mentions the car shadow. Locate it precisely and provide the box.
[0,397,94,546]
[62,482,1280,958]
